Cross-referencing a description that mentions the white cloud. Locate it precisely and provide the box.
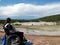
[0,3,60,19]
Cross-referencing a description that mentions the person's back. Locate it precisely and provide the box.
[3,23,10,35]
[2,18,15,45]
[2,18,26,45]
[3,23,15,35]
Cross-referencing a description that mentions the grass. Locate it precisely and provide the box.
[1,24,60,32]
[13,25,60,31]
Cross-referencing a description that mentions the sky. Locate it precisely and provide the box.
[0,0,60,20]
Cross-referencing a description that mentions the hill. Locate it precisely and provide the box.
[0,14,60,24]
[31,14,60,22]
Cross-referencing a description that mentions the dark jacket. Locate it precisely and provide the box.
[3,23,14,35]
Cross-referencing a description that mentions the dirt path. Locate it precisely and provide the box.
[24,35,60,45]
[1,32,60,45]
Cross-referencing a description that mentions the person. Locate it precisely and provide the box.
[2,18,16,45]
[2,18,27,45]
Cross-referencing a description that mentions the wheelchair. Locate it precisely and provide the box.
[5,32,26,45]
[3,28,33,45]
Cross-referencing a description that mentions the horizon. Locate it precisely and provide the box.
[0,14,59,20]
[0,0,60,19]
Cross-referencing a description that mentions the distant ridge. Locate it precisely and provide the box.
[0,14,60,23]
[32,14,60,22]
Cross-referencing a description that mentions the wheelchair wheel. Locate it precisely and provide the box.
[6,34,21,45]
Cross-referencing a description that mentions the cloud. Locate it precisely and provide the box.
[0,3,60,19]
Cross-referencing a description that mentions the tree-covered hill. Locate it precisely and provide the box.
[0,14,60,24]
[31,14,60,22]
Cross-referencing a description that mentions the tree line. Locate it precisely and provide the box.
[0,14,60,24]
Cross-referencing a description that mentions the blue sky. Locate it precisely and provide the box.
[0,0,60,19]
[0,0,60,5]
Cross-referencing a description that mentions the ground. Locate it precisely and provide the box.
[1,24,60,45]
[0,32,60,45]
[25,35,60,45]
